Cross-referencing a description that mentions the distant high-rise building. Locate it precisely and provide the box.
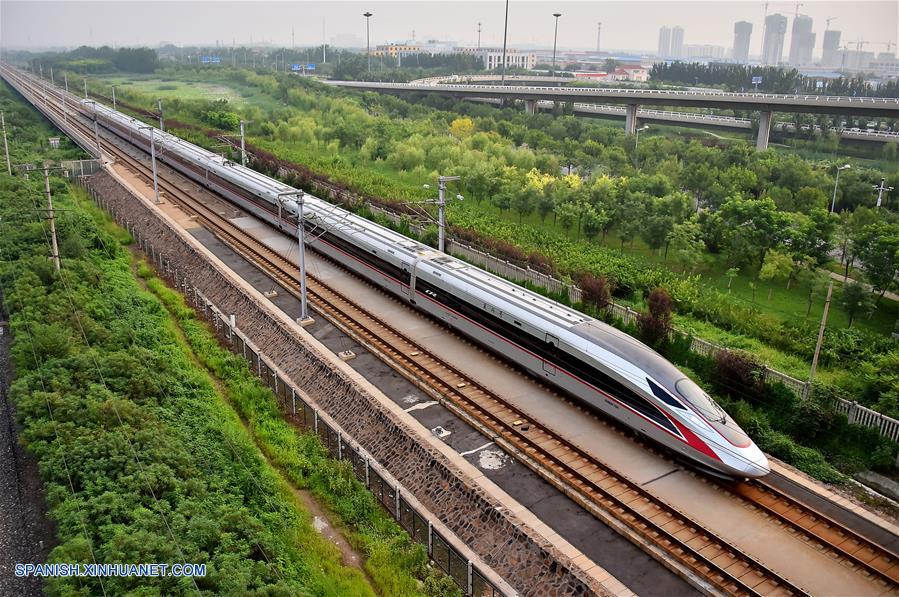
[788,15,815,66]
[822,30,842,66]
[671,26,685,59]
[733,21,753,63]
[658,26,672,58]
[761,13,788,65]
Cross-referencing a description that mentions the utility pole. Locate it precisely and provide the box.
[83,77,88,99]
[139,126,161,204]
[500,0,510,85]
[478,21,482,49]
[363,12,373,73]
[421,175,462,253]
[239,120,252,166]
[63,73,68,123]
[552,13,562,68]
[49,66,54,84]
[279,191,312,325]
[157,99,164,131]
[111,85,116,110]
[806,280,833,395]
[1,112,10,175]
[43,167,61,272]
[85,101,101,154]
[874,177,894,208]
[322,19,327,63]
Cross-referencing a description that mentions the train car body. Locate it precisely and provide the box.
[83,97,769,479]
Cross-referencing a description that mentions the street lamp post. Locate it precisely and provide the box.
[500,0,510,85]
[874,177,894,209]
[830,164,850,212]
[552,13,562,69]
[138,126,161,204]
[363,12,373,73]
[635,124,649,151]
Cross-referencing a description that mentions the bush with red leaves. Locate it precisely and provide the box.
[711,349,766,403]
[637,288,673,347]
[579,273,614,310]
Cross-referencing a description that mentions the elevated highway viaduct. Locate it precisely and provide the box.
[326,80,899,150]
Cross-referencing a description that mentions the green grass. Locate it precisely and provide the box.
[137,260,454,597]
[95,74,248,105]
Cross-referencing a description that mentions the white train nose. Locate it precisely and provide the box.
[737,443,770,478]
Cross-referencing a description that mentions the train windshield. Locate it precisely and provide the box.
[675,378,727,423]
[675,378,751,447]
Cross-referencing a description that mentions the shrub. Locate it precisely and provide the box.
[578,273,613,311]
[711,349,765,403]
[637,288,673,348]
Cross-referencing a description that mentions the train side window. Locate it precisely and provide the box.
[647,378,686,410]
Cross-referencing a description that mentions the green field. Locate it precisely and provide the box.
[97,75,248,104]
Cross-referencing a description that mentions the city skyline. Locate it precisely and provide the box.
[1,1,895,58]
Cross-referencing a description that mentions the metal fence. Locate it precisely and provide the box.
[114,217,504,597]
[60,159,102,178]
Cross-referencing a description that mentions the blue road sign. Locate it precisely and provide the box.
[751,76,763,85]
[306,63,316,71]
[291,63,302,71]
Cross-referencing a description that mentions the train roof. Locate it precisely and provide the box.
[570,320,685,387]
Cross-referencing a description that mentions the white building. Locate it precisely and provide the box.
[455,47,537,70]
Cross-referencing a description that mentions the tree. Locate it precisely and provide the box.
[556,201,580,237]
[449,117,474,138]
[852,222,899,301]
[666,220,705,272]
[759,249,794,299]
[491,189,513,214]
[535,190,555,223]
[725,267,740,291]
[681,162,716,210]
[840,281,875,327]
[717,196,788,267]
[511,187,536,223]
[581,205,609,242]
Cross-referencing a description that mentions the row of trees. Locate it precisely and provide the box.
[17,45,159,74]
[651,61,899,97]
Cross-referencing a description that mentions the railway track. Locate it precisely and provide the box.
[7,63,899,596]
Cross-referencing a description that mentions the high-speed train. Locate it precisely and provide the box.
[77,91,768,479]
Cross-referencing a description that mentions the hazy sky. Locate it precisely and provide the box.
[1,0,896,57]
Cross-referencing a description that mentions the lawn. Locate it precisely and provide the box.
[96,74,248,105]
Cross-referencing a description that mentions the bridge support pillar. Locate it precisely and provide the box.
[756,110,773,151]
[524,99,537,115]
[624,104,638,135]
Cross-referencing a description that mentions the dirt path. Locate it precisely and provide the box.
[131,258,369,576]
[0,300,56,596]
[826,269,899,302]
